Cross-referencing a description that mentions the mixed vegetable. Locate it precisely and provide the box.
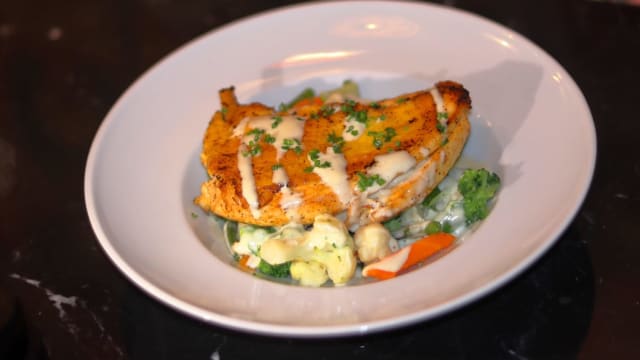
[213,81,501,286]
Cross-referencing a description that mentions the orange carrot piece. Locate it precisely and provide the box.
[401,232,455,272]
[362,268,396,280]
[237,255,252,272]
[364,232,455,280]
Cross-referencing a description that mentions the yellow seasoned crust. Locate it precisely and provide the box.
[195,81,471,227]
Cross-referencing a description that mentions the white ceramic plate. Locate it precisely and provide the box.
[84,1,596,337]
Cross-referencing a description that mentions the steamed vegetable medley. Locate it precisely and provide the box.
[216,81,501,286]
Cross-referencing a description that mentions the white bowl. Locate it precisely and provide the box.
[84,1,596,337]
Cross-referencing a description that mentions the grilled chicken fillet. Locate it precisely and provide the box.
[195,81,471,229]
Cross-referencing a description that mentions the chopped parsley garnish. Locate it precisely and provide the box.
[327,132,345,153]
[354,110,368,124]
[242,141,262,157]
[242,129,266,157]
[309,104,336,120]
[346,125,359,137]
[378,114,387,121]
[356,172,386,192]
[281,138,302,154]
[246,128,265,137]
[396,97,408,104]
[338,99,369,125]
[340,99,357,113]
[271,163,282,170]
[304,149,331,172]
[271,116,283,128]
[370,102,382,109]
[263,134,276,144]
[190,212,198,219]
[368,127,397,149]
[319,105,335,117]
[436,112,448,133]
[220,107,228,120]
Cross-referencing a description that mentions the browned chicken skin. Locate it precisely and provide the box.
[195,81,471,228]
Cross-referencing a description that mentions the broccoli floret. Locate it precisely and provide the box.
[283,87,316,110]
[318,79,360,101]
[256,260,291,278]
[458,168,501,224]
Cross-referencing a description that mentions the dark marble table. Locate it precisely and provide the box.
[1,0,639,359]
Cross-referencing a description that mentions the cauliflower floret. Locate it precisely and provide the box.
[231,223,276,256]
[290,261,329,287]
[354,223,399,263]
[259,214,357,286]
[311,246,357,285]
[259,237,299,265]
[305,214,352,250]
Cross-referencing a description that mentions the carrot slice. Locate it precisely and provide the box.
[402,232,455,271]
[363,232,455,280]
[237,255,253,272]
[362,268,396,280]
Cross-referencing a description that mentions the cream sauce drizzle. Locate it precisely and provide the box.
[310,148,351,206]
[232,117,251,137]
[272,167,288,186]
[236,144,260,218]
[372,155,437,206]
[341,116,366,141]
[233,115,306,219]
[280,186,302,221]
[358,151,417,197]
[429,87,448,130]
[235,115,305,160]
[367,151,416,185]
[419,146,431,158]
